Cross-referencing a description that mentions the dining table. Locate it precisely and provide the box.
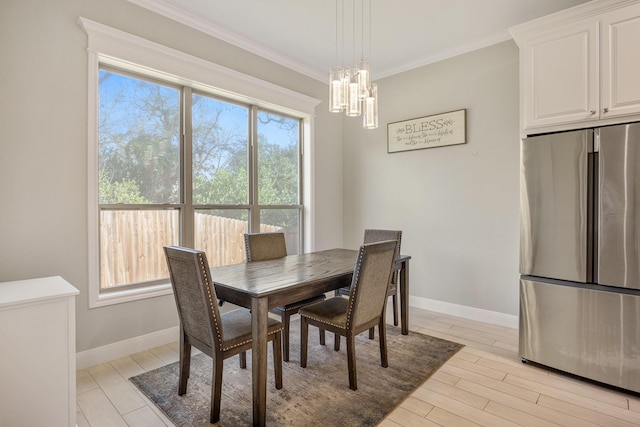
[210,247,411,426]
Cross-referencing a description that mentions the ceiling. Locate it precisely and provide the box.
[129,0,591,82]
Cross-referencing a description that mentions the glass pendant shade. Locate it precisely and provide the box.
[346,69,362,117]
[328,0,376,127]
[363,83,378,129]
[357,60,370,99]
[340,69,350,109]
[329,66,345,112]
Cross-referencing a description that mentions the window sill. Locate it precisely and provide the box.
[89,282,173,308]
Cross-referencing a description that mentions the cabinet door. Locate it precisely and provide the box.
[523,20,598,130]
[600,4,640,119]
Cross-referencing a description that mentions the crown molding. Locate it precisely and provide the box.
[376,30,512,80]
[127,0,327,83]
[510,0,640,42]
[128,0,586,84]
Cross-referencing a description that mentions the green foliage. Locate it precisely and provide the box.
[261,207,298,229]
[258,142,298,205]
[193,167,248,205]
[99,72,181,204]
[99,171,147,204]
[98,69,300,225]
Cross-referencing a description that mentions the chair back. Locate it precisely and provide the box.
[244,232,287,262]
[164,246,224,352]
[346,240,397,329]
[364,229,402,284]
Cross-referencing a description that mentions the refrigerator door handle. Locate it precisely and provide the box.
[587,149,598,284]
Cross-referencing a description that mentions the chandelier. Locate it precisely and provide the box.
[329,0,378,129]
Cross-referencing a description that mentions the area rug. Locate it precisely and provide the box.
[130,322,462,426]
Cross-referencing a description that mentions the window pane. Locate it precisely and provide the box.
[194,209,249,266]
[98,70,180,204]
[100,209,179,288]
[95,66,304,298]
[256,112,300,205]
[192,94,249,205]
[260,208,300,254]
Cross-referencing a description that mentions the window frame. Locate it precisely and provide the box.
[82,17,320,308]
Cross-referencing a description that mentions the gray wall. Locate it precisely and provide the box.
[343,41,521,316]
[0,0,521,354]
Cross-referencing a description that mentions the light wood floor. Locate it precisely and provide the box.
[76,306,640,426]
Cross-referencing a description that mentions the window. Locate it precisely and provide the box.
[81,18,319,307]
[97,68,303,294]
[98,70,181,290]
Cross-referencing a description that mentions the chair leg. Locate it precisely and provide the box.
[346,334,357,390]
[239,351,247,369]
[178,331,191,395]
[334,332,341,351]
[282,312,290,362]
[368,327,375,340]
[300,317,309,368]
[319,328,326,346]
[210,353,224,423]
[272,331,283,389]
[392,294,398,326]
[379,316,388,368]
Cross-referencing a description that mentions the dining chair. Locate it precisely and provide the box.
[163,245,283,423]
[336,229,402,336]
[299,240,397,390]
[244,232,326,362]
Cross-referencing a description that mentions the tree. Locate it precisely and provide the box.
[98,70,300,223]
[258,140,298,205]
[99,71,180,204]
[191,94,248,205]
[98,170,147,204]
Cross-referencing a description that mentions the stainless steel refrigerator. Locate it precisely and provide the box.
[519,122,640,393]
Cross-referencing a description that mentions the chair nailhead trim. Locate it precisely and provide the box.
[199,253,285,352]
[302,314,345,330]
[306,246,368,330]
[221,328,283,351]
[198,254,225,351]
[345,246,366,329]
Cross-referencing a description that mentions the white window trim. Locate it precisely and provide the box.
[80,17,321,308]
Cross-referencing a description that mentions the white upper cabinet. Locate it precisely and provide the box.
[600,4,640,118]
[511,0,640,136]
[524,20,598,129]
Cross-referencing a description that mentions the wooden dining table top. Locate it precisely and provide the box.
[211,248,358,308]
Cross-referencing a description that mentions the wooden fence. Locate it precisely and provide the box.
[100,211,281,289]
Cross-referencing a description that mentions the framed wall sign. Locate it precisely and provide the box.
[387,109,466,153]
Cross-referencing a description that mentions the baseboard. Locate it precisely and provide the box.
[410,296,519,329]
[76,326,179,370]
[75,299,517,370]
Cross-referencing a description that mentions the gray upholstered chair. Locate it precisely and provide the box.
[299,240,397,390]
[244,232,326,362]
[336,229,402,336]
[163,246,283,424]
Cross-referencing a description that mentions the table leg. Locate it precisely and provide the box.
[251,297,268,426]
[400,260,409,335]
